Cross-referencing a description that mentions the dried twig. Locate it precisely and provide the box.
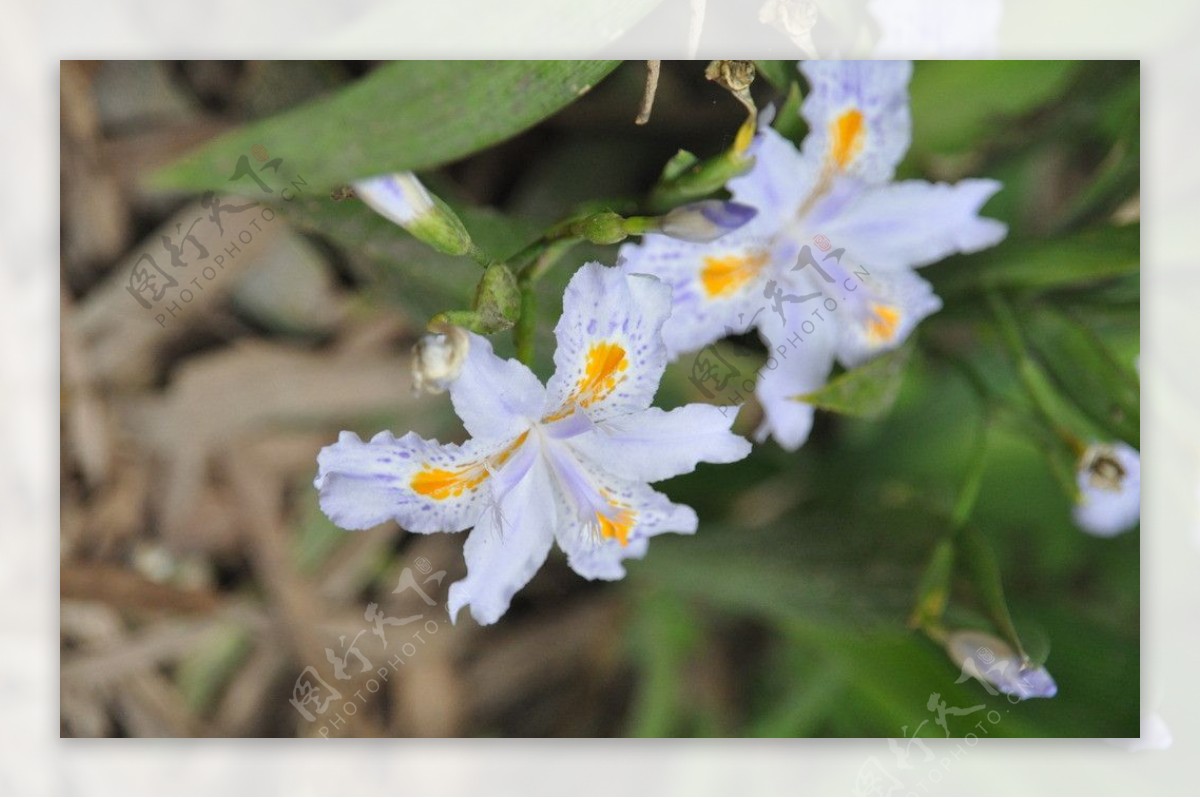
[634,60,662,125]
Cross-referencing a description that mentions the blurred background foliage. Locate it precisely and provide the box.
[61,59,1138,737]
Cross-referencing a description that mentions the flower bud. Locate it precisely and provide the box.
[412,323,469,395]
[578,211,629,245]
[660,200,757,243]
[1073,441,1140,537]
[472,262,521,333]
[354,172,476,257]
[945,629,1057,700]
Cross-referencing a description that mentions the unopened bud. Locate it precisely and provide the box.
[1073,442,1140,537]
[578,211,629,245]
[945,630,1057,700]
[660,201,757,243]
[412,323,469,395]
[472,263,521,333]
[354,172,476,257]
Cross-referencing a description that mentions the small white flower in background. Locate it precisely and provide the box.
[945,629,1057,700]
[412,323,470,395]
[315,263,752,625]
[618,60,1006,450]
[1073,442,1141,537]
[354,171,476,256]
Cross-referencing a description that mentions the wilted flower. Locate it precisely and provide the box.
[659,200,757,243]
[1073,441,1141,537]
[618,60,1006,450]
[945,629,1057,700]
[412,323,470,395]
[314,263,751,625]
[354,171,476,256]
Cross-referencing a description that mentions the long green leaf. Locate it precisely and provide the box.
[909,60,1078,156]
[1025,306,1140,446]
[152,60,622,192]
[959,526,1026,658]
[795,341,914,419]
[928,223,1139,295]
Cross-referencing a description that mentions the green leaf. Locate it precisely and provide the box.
[753,60,795,90]
[268,185,538,322]
[772,81,806,144]
[658,150,699,183]
[749,658,846,737]
[1024,306,1140,446]
[152,60,622,192]
[910,539,956,630]
[176,622,252,714]
[908,60,1078,156]
[625,589,703,737]
[635,510,931,630]
[646,145,754,213]
[959,526,1027,658]
[928,223,1139,295]
[795,341,914,419]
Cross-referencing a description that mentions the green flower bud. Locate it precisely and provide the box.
[471,262,521,333]
[578,211,629,245]
[354,172,477,257]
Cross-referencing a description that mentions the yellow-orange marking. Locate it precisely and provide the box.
[700,251,769,298]
[541,341,631,422]
[411,431,529,500]
[489,431,528,469]
[411,464,487,500]
[541,405,575,423]
[593,488,637,546]
[830,108,865,170]
[596,506,637,546]
[575,341,628,407]
[865,302,901,343]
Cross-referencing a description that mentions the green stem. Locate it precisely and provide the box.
[514,287,537,366]
[986,292,1085,455]
[907,356,993,635]
[512,239,580,365]
[908,416,988,634]
[646,154,752,214]
[465,243,492,269]
[923,339,1080,498]
[621,215,660,236]
[909,539,956,632]
[950,417,991,531]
